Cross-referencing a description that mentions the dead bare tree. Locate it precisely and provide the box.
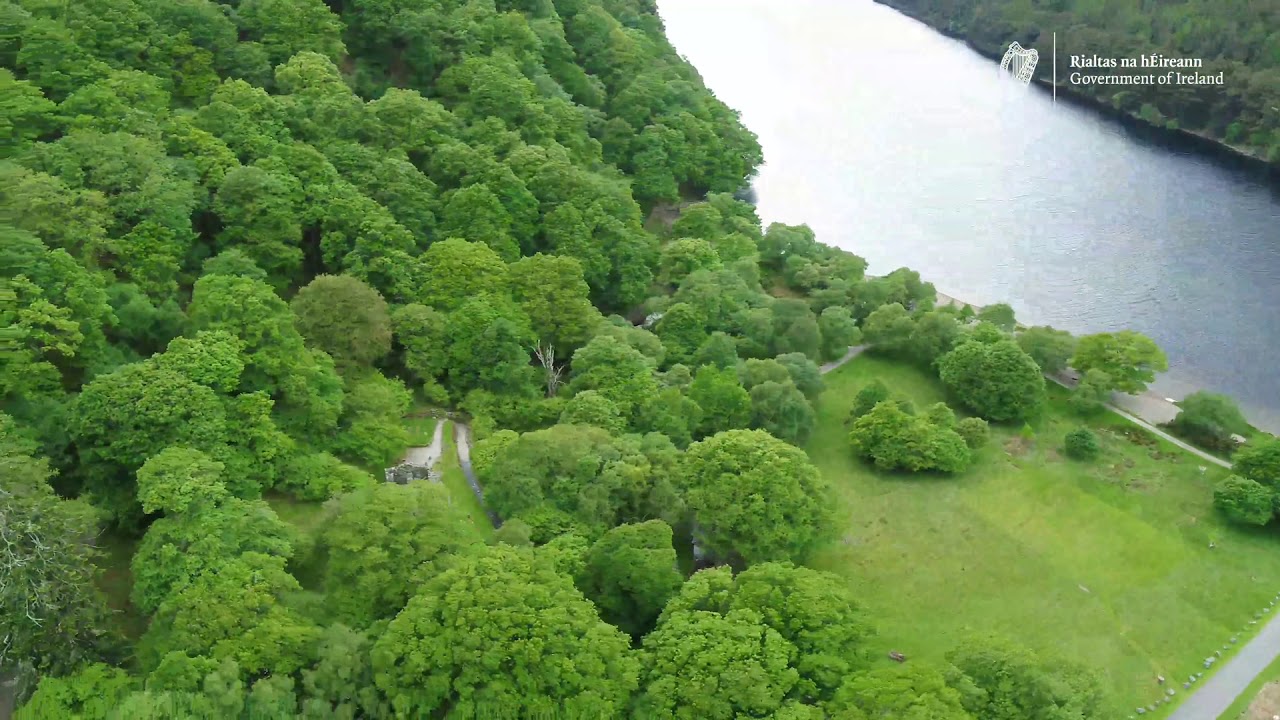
[533,342,563,398]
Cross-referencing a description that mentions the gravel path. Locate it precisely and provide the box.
[401,420,445,470]
[1167,612,1280,720]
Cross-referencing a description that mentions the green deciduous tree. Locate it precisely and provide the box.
[323,482,480,627]
[827,663,973,720]
[290,275,392,370]
[1016,326,1076,375]
[938,340,1046,422]
[578,520,683,637]
[946,638,1105,720]
[679,430,833,565]
[569,334,659,418]
[1070,331,1168,395]
[849,401,971,473]
[371,545,640,718]
[508,253,600,351]
[749,380,816,445]
[688,365,752,439]
[1235,438,1280,488]
[413,238,508,312]
[1168,391,1251,453]
[818,306,861,362]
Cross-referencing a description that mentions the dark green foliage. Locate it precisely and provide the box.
[748,380,816,445]
[1069,368,1113,416]
[1213,476,1275,526]
[955,417,991,450]
[1016,326,1076,375]
[1063,428,1101,461]
[938,340,1046,423]
[578,520,683,637]
[1168,391,1251,453]
[289,275,392,371]
[849,380,891,422]
[1235,438,1280,488]
[976,303,1016,331]
[688,365,752,439]
[945,638,1106,720]
[882,0,1280,166]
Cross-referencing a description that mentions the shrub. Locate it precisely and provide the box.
[1063,428,1100,461]
[1167,391,1249,453]
[938,339,1046,422]
[955,417,990,449]
[848,380,890,423]
[280,452,375,501]
[924,402,957,428]
[1213,476,1275,526]
[849,401,970,473]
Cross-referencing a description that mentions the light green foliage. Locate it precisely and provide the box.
[493,518,535,547]
[371,545,640,718]
[135,447,227,515]
[278,451,373,501]
[938,339,1046,422]
[15,664,134,720]
[1,69,57,156]
[688,365,752,439]
[441,295,538,397]
[71,361,227,524]
[749,380,816,445]
[946,638,1105,720]
[290,275,392,371]
[638,606,807,719]
[131,497,293,615]
[1214,475,1275,526]
[413,238,508,312]
[955,416,991,449]
[323,482,478,627]
[470,429,520,478]
[391,303,448,387]
[439,183,519,261]
[213,165,302,285]
[508,253,600,351]
[299,624,390,719]
[142,552,319,676]
[827,663,973,720]
[569,334,659,418]
[1016,326,1077,375]
[1063,428,1101,461]
[655,302,710,366]
[481,424,683,535]
[680,430,833,564]
[924,402,957,428]
[662,564,873,700]
[236,0,346,65]
[849,401,971,473]
[660,238,722,286]
[1070,331,1168,395]
[1168,391,1251,453]
[155,331,244,394]
[635,386,701,449]
[560,390,626,434]
[579,520,683,636]
[324,372,412,469]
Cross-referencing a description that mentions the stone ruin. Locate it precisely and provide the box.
[384,462,441,484]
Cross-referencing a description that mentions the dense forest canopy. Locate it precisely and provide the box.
[877,0,1280,163]
[0,0,1199,716]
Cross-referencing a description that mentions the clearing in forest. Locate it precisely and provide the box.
[806,354,1280,714]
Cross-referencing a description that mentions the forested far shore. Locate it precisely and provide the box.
[874,0,1280,168]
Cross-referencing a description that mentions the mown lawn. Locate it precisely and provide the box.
[805,354,1280,715]
[437,421,496,542]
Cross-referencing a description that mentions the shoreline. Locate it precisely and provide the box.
[930,287,1278,438]
[871,0,1279,179]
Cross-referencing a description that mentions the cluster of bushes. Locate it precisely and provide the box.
[847,381,988,474]
[1213,438,1280,526]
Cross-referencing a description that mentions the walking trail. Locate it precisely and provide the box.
[401,419,445,470]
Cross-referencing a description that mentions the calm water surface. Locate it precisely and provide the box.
[658,0,1280,432]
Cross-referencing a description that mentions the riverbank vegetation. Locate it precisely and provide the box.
[3,0,1275,717]
[874,0,1280,166]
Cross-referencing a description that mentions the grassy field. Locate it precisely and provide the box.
[402,413,438,447]
[437,421,496,542]
[805,354,1280,715]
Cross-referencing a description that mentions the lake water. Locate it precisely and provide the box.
[657,0,1280,433]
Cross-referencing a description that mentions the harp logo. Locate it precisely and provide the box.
[1000,41,1039,85]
